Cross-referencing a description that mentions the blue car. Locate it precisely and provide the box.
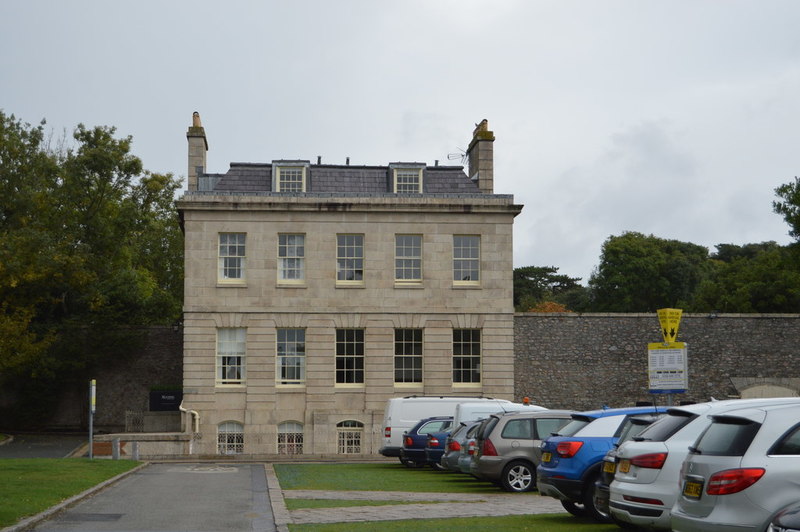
[399,416,453,468]
[537,405,667,522]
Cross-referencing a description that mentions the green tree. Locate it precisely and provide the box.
[774,176,800,240]
[691,242,800,313]
[513,266,583,311]
[588,232,711,312]
[0,111,183,426]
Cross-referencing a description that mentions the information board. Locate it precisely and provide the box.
[647,342,688,394]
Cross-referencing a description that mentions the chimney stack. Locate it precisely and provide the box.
[186,111,208,191]
[466,119,495,194]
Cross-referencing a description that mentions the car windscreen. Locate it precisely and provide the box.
[691,417,761,456]
[634,411,697,442]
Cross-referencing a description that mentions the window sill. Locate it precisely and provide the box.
[276,384,306,390]
[394,282,423,289]
[217,281,247,288]
[452,383,482,388]
[335,384,365,389]
[336,283,365,289]
[394,383,424,388]
[277,282,307,289]
[215,385,246,390]
[452,283,481,289]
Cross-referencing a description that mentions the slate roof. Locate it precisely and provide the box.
[199,162,483,195]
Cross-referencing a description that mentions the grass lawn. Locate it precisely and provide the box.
[284,498,441,510]
[275,462,505,493]
[277,463,620,531]
[0,458,140,528]
[289,513,621,531]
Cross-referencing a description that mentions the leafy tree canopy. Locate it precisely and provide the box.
[0,111,183,426]
[588,232,711,312]
[774,176,800,240]
[513,266,583,311]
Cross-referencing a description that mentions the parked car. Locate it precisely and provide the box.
[769,500,800,532]
[379,396,512,462]
[537,405,667,522]
[399,416,453,467]
[611,397,800,531]
[440,420,483,472]
[593,412,663,524]
[457,421,484,475]
[672,402,800,532]
[470,409,573,492]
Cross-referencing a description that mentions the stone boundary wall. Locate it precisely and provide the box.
[515,313,800,411]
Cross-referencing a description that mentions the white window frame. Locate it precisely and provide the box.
[335,328,365,386]
[273,161,309,192]
[218,233,246,282]
[337,420,364,454]
[393,167,423,193]
[453,235,480,285]
[277,421,304,455]
[216,328,246,386]
[277,328,305,386]
[217,421,244,454]
[278,233,305,284]
[394,328,423,385]
[453,328,481,385]
[395,234,422,284]
[336,234,364,285]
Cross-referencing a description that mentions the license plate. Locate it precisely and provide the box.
[683,480,703,499]
[619,459,631,473]
[603,460,617,474]
[542,452,552,463]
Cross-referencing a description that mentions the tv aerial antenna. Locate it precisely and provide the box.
[447,147,468,166]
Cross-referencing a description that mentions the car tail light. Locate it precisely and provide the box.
[630,452,668,469]
[482,438,498,457]
[385,427,391,438]
[467,440,476,455]
[706,468,765,495]
[449,441,461,452]
[429,436,440,447]
[556,441,583,458]
[404,436,413,447]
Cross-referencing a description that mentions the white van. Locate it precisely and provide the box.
[452,400,546,428]
[379,396,515,460]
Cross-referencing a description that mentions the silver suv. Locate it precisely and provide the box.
[672,402,800,532]
[611,397,800,530]
[470,409,572,492]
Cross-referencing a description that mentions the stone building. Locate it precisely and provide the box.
[176,115,522,456]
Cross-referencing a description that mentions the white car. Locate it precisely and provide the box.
[610,397,800,530]
[671,402,800,532]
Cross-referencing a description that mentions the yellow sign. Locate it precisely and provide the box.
[657,308,682,344]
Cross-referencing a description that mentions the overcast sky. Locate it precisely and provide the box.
[3,1,799,283]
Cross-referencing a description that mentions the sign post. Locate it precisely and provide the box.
[649,309,688,406]
[89,379,96,459]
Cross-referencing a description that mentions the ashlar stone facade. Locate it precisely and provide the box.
[176,116,521,456]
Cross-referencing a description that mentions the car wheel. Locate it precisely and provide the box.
[560,500,587,517]
[583,474,612,523]
[399,457,424,468]
[501,460,535,492]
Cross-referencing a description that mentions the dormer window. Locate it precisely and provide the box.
[390,164,424,194]
[273,161,309,192]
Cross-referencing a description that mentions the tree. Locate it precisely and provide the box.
[588,232,711,312]
[774,177,800,240]
[513,266,583,311]
[691,242,800,313]
[0,111,183,426]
